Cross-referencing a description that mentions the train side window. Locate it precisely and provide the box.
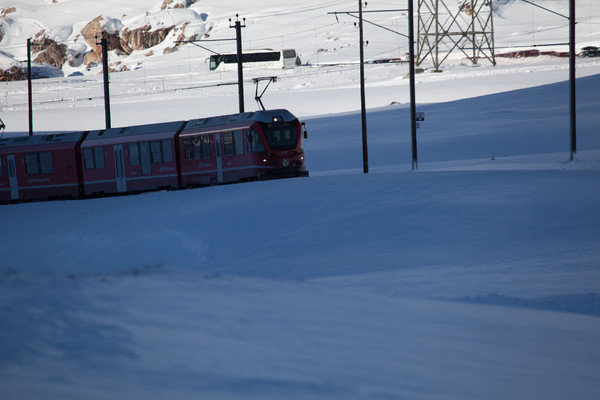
[150,141,162,163]
[39,152,53,174]
[183,138,193,160]
[192,138,202,159]
[26,153,39,175]
[83,148,95,169]
[147,140,173,163]
[129,143,140,166]
[83,147,105,170]
[202,135,211,158]
[162,140,173,163]
[184,136,207,161]
[234,130,244,155]
[94,147,105,169]
[185,137,194,160]
[25,152,53,175]
[0,158,3,177]
[249,129,266,153]
[186,137,197,160]
[139,142,151,175]
[223,132,234,156]
[40,151,54,174]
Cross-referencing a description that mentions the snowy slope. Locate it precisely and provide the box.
[1,1,600,399]
[2,75,600,400]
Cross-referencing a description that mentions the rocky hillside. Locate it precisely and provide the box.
[0,0,210,80]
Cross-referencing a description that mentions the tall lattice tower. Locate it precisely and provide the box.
[417,0,496,71]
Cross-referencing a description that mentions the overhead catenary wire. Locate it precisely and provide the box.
[3,60,395,109]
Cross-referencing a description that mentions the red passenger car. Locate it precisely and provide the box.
[80,121,185,196]
[177,109,307,187]
[0,132,85,202]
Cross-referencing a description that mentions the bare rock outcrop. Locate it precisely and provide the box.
[160,0,196,10]
[0,66,26,81]
[120,25,174,53]
[163,22,198,54]
[1,6,16,16]
[31,35,68,69]
[81,16,127,65]
[81,15,177,66]
[109,61,130,73]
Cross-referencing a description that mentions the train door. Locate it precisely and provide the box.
[215,135,223,183]
[113,144,127,192]
[7,155,19,200]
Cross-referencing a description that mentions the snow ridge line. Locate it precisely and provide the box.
[456,292,600,317]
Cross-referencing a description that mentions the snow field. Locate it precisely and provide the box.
[1,1,600,399]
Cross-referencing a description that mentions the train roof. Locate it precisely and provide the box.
[0,110,299,149]
[0,131,85,149]
[84,120,186,141]
[183,109,297,132]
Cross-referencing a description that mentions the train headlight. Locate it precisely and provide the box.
[262,158,268,163]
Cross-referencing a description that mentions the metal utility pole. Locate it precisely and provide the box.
[569,0,576,159]
[27,38,33,136]
[520,0,576,159]
[97,34,111,129]
[329,5,415,171]
[408,0,418,170]
[358,1,369,174]
[230,15,246,113]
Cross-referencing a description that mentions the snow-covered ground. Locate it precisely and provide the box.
[1,1,600,399]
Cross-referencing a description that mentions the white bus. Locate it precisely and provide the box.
[209,49,301,71]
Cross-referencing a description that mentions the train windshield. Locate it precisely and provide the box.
[260,120,298,151]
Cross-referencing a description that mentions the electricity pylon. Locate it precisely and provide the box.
[417,0,495,71]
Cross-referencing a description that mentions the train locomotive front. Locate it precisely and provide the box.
[251,109,308,179]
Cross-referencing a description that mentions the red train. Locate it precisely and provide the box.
[0,109,307,203]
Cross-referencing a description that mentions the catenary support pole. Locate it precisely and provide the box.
[569,0,576,159]
[231,15,246,114]
[408,0,418,170]
[359,0,369,174]
[100,36,111,129]
[27,38,33,136]
[328,6,410,170]
[520,0,576,160]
